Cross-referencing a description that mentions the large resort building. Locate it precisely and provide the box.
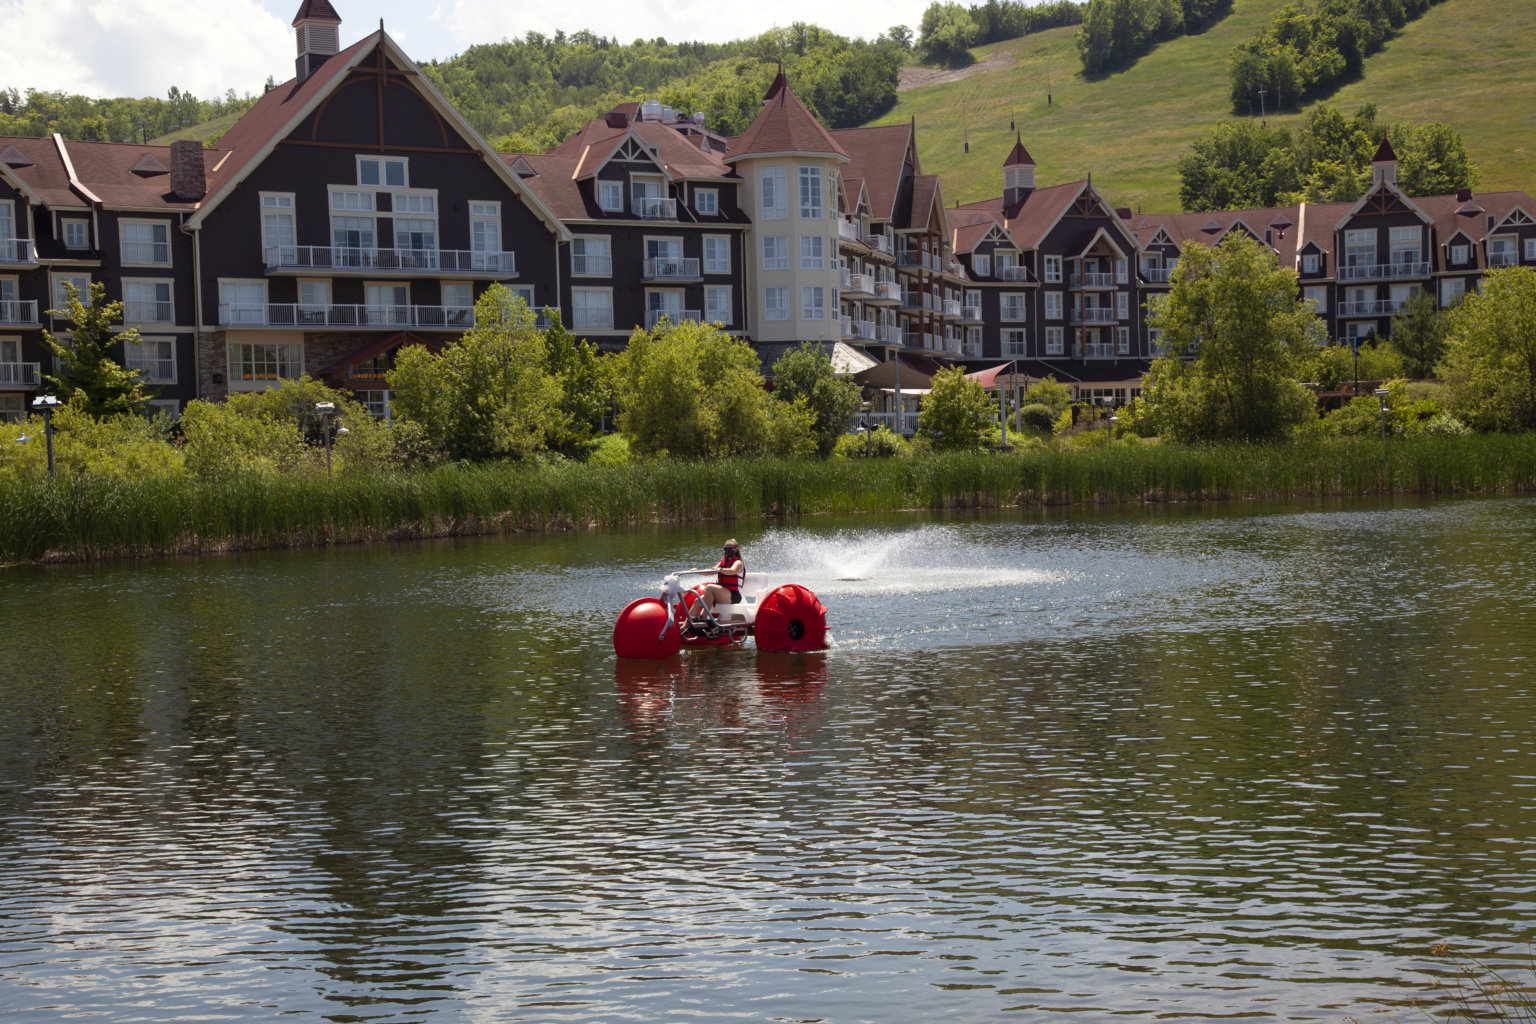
[2,1,1535,426]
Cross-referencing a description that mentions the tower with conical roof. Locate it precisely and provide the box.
[293,0,343,84]
[1002,134,1036,206]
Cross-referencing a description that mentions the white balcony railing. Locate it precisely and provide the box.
[220,303,478,329]
[0,300,39,324]
[1337,299,1408,317]
[867,234,894,256]
[1337,260,1430,281]
[122,301,173,324]
[841,317,878,341]
[1070,308,1118,324]
[842,272,875,295]
[633,197,678,219]
[996,265,1033,282]
[837,220,863,243]
[901,291,936,310]
[573,308,614,329]
[0,238,37,264]
[642,257,700,280]
[121,241,171,265]
[1070,272,1116,289]
[572,254,613,276]
[872,281,901,302]
[1140,265,1172,284]
[962,341,982,358]
[898,251,940,271]
[941,298,963,317]
[1078,342,1119,359]
[645,308,702,329]
[1489,251,1519,267]
[126,356,176,383]
[962,304,982,321]
[263,246,517,275]
[873,324,898,344]
[0,361,41,387]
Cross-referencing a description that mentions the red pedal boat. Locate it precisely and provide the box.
[613,571,828,659]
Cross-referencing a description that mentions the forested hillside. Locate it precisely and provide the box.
[0,86,253,144]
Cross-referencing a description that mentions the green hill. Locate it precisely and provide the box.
[882,0,1536,213]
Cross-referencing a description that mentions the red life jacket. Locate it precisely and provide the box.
[717,555,744,592]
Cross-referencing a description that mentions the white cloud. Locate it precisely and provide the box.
[0,0,291,99]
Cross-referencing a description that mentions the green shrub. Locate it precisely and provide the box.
[1016,403,1057,434]
[765,398,819,457]
[835,425,907,458]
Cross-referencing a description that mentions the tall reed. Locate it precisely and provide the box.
[1,435,1532,563]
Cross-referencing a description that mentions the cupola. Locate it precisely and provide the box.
[1002,133,1035,205]
[1370,136,1398,190]
[293,0,342,84]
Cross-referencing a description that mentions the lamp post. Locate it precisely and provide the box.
[1374,387,1390,442]
[30,395,61,479]
[315,401,347,478]
[858,400,872,457]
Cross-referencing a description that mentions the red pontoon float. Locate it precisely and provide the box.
[613,572,828,659]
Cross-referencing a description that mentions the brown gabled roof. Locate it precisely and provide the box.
[1002,134,1035,167]
[293,0,342,24]
[830,123,912,222]
[499,152,586,219]
[562,118,733,182]
[0,135,83,207]
[726,69,847,163]
[904,173,940,231]
[1373,136,1397,163]
[321,332,437,378]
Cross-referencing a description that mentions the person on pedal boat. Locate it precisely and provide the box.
[689,539,744,635]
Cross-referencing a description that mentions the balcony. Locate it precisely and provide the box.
[1337,260,1430,281]
[996,265,1033,282]
[1069,307,1118,324]
[121,301,174,324]
[999,305,1028,323]
[872,324,898,344]
[263,246,517,276]
[840,316,878,341]
[842,271,875,296]
[1140,265,1172,284]
[837,220,863,244]
[0,238,37,265]
[898,251,941,272]
[1070,271,1116,289]
[121,241,172,265]
[0,361,40,388]
[0,300,39,325]
[641,257,700,282]
[903,331,940,351]
[900,291,936,312]
[633,197,678,220]
[941,298,963,318]
[572,254,613,276]
[126,355,177,383]
[961,304,982,322]
[869,281,901,303]
[645,308,701,329]
[220,303,478,330]
[945,261,966,278]
[1337,299,1407,317]
[1489,251,1519,268]
[1077,342,1119,360]
[572,308,614,330]
[962,341,982,358]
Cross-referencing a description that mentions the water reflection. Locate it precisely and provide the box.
[1,497,1534,1021]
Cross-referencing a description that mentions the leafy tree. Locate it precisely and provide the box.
[1388,289,1449,378]
[768,341,861,458]
[917,366,995,448]
[1438,266,1536,431]
[1023,375,1073,419]
[387,285,560,461]
[919,2,981,65]
[611,319,770,459]
[178,377,392,478]
[1142,234,1323,441]
[543,312,612,451]
[1388,121,1478,197]
[42,281,149,418]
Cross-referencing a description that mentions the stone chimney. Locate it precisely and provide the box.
[294,0,343,85]
[169,139,205,200]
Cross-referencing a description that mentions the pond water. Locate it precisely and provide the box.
[2,497,1536,1022]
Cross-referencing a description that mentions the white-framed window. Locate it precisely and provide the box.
[1045,325,1064,355]
[1441,278,1465,305]
[1000,293,1027,321]
[261,193,295,261]
[61,217,89,250]
[572,236,612,276]
[51,273,92,312]
[1526,238,1536,261]
[506,285,536,313]
[764,286,789,321]
[124,335,176,383]
[695,189,718,215]
[799,166,822,219]
[1002,328,1027,356]
[121,279,173,323]
[0,392,24,423]
[800,235,824,270]
[1304,286,1327,313]
[705,286,731,324]
[572,287,613,329]
[441,282,473,311]
[1115,258,1128,283]
[801,286,825,321]
[763,236,788,271]
[364,282,409,325]
[1302,252,1319,273]
[761,166,786,220]
[358,155,407,188]
[1116,291,1129,319]
[631,175,665,217]
[228,339,302,388]
[1450,243,1468,264]
[1489,236,1518,266]
[703,235,730,274]
[1344,228,1376,269]
[1149,327,1165,355]
[330,189,375,212]
[119,220,171,265]
[1390,225,1421,266]
[219,279,266,325]
[1117,326,1130,354]
[0,202,12,246]
[1044,291,1063,320]
[1043,255,1062,283]
[331,190,376,266]
[297,279,331,323]
[973,254,990,276]
[598,180,624,212]
[469,201,501,269]
[146,398,180,420]
[394,213,437,257]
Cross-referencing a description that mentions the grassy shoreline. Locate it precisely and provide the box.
[2,434,1534,564]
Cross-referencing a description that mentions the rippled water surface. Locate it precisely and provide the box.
[3,497,1536,1022]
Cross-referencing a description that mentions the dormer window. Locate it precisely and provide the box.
[61,218,89,250]
[1451,243,1468,264]
[358,157,407,188]
[695,189,718,215]
[973,254,990,276]
[598,181,623,212]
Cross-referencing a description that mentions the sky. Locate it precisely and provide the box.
[0,0,937,100]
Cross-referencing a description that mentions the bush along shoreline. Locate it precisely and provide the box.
[3,434,1535,564]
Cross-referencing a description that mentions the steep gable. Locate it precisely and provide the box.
[725,69,848,163]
